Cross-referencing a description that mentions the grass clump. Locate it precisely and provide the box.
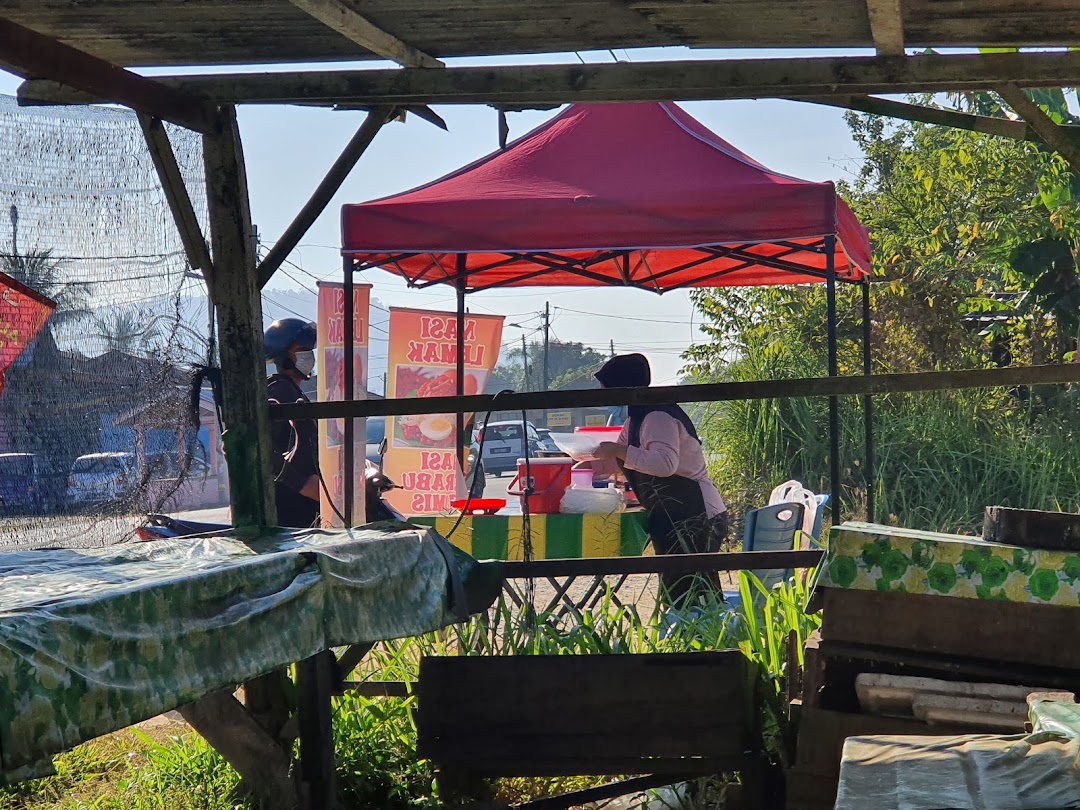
[0,726,238,810]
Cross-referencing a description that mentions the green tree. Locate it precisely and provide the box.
[93,306,165,356]
[1,249,92,329]
[684,94,1080,531]
[496,339,608,392]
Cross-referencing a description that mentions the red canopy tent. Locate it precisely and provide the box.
[341,102,870,291]
[339,102,875,522]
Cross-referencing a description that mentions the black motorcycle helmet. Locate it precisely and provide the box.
[264,318,317,370]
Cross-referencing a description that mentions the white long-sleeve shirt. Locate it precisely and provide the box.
[592,411,727,517]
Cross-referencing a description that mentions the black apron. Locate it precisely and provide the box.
[619,405,727,606]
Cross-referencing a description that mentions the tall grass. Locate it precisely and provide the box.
[698,340,1080,534]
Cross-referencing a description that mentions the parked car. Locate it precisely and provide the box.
[476,420,543,476]
[66,452,139,509]
[367,415,485,497]
[0,452,52,513]
[535,428,562,456]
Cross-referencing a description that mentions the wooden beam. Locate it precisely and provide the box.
[270,362,1080,422]
[865,0,905,56]
[286,0,442,68]
[203,106,277,529]
[997,83,1080,174]
[138,114,215,291]
[792,94,1080,144]
[20,51,1080,108]
[179,690,299,810]
[334,642,374,683]
[257,105,394,288]
[0,16,212,132]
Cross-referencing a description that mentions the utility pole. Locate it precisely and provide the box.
[541,302,551,425]
[521,334,530,390]
[9,204,17,257]
[382,372,387,397]
[610,339,615,358]
[542,302,550,392]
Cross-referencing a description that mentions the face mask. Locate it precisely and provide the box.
[294,350,315,378]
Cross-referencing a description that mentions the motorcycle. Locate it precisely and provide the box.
[364,438,404,522]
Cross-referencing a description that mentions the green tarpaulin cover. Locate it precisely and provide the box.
[0,524,496,783]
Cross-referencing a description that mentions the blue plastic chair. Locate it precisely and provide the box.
[724,501,805,609]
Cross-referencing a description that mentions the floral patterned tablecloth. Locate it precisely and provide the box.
[816,521,1080,606]
[0,524,493,784]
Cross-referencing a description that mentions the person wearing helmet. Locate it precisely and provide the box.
[265,318,321,528]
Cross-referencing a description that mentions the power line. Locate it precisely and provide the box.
[554,306,701,325]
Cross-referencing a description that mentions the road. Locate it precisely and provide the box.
[0,472,520,552]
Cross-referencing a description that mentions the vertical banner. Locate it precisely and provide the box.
[316,281,370,527]
[0,271,56,397]
[384,307,504,515]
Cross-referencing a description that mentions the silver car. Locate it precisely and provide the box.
[66,452,138,509]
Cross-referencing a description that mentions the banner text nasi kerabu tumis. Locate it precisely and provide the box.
[383,307,504,516]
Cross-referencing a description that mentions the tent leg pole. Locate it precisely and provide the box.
[861,281,874,524]
[344,256,355,527]
[825,235,840,525]
[456,256,467,474]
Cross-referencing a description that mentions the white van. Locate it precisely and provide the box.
[477,420,543,476]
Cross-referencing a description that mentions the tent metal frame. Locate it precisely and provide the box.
[342,234,875,525]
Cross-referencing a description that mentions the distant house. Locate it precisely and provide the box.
[0,333,211,508]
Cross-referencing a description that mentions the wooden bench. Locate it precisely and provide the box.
[416,651,767,809]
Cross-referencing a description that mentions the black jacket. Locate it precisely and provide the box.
[267,373,319,495]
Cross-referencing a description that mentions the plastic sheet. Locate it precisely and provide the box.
[0,524,494,783]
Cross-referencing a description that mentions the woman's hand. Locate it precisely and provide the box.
[594,441,627,462]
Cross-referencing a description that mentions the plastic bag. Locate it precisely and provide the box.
[769,479,819,547]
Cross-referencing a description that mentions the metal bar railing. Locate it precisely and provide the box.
[271,363,1080,422]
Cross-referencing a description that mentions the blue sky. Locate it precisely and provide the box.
[0,47,874,384]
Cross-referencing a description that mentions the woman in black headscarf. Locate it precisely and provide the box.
[588,353,729,607]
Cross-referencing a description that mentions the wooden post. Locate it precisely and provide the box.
[297,650,338,808]
[202,104,276,529]
[202,106,293,782]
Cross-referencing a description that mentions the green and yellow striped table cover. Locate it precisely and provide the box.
[409,511,650,560]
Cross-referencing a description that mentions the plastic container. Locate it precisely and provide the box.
[575,426,623,439]
[570,467,595,490]
[560,486,625,514]
[507,457,572,514]
[548,432,600,461]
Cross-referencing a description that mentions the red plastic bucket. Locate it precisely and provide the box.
[507,457,572,514]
